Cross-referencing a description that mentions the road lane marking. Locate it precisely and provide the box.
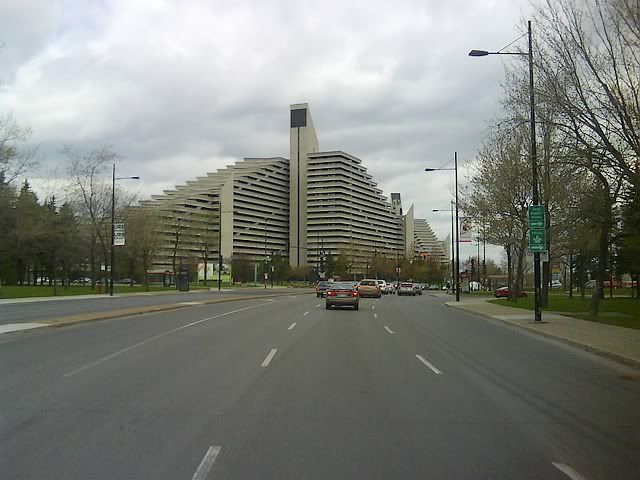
[303,311,310,316]
[371,305,375,310]
[315,303,321,307]
[192,445,222,480]
[178,301,204,305]
[288,322,297,330]
[384,325,394,334]
[373,313,378,319]
[552,463,587,480]
[264,299,275,302]
[64,303,272,377]
[261,348,278,367]
[415,354,442,375]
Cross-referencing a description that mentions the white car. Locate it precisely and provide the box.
[377,279,388,294]
[551,280,563,289]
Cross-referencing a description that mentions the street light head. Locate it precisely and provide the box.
[424,168,436,172]
[469,49,490,57]
[130,176,140,179]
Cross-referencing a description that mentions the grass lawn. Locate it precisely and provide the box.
[489,295,640,330]
[0,284,188,299]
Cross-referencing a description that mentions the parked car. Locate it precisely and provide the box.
[397,282,416,296]
[71,277,92,285]
[325,282,359,310]
[550,280,562,289]
[119,278,137,285]
[357,279,382,298]
[494,286,527,298]
[315,281,332,297]
[414,283,423,295]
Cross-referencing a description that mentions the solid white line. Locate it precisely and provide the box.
[178,301,204,305]
[373,313,378,319]
[288,322,297,330]
[552,463,587,480]
[64,303,270,377]
[261,348,278,367]
[192,445,222,480]
[303,311,310,316]
[384,325,394,334]
[415,354,442,375]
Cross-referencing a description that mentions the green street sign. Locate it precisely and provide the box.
[529,228,546,252]
[528,205,547,252]
[528,205,545,229]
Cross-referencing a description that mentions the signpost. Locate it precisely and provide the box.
[528,205,546,253]
[113,223,125,246]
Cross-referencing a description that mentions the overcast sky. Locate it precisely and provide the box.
[1,0,534,263]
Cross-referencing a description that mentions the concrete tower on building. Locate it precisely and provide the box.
[289,104,318,267]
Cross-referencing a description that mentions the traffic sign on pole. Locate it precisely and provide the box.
[528,205,546,253]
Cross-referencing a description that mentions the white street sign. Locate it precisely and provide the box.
[113,223,125,246]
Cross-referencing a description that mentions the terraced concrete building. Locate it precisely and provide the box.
[144,104,440,277]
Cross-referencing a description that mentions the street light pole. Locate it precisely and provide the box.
[454,152,460,302]
[110,165,140,296]
[218,199,222,291]
[527,20,542,322]
[425,152,460,301]
[432,202,456,292]
[110,164,115,296]
[469,20,541,321]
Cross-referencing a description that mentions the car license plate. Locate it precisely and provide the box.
[337,293,348,297]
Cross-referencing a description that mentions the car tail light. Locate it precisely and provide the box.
[327,291,337,297]
[350,291,358,297]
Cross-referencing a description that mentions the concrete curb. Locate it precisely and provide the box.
[37,292,313,330]
[445,302,640,371]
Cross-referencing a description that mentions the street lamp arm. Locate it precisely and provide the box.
[469,50,527,56]
[424,167,455,172]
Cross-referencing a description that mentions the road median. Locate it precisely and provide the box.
[39,292,312,329]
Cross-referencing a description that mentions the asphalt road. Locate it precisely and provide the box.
[1,293,638,479]
[0,288,309,324]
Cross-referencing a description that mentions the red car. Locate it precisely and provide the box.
[494,286,527,298]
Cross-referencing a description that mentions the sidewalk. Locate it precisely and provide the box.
[443,295,640,370]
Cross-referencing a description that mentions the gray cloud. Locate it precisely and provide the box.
[1,0,532,261]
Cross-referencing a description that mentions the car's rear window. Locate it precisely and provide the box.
[331,282,354,290]
[401,283,413,287]
[318,282,331,287]
[360,280,376,286]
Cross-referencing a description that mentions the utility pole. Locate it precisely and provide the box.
[218,199,222,291]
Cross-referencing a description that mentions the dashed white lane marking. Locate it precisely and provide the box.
[415,354,442,375]
[192,445,222,480]
[315,304,321,307]
[288,295,298,299]
[384,325,394,334]
[178,301,204,305]
[552,463,587,480]
[303,311,310,316]
[288,322,297,330]
[372,305,375,310]
[261,348,278,367]
[373,313,378,319]
[264,299,275,302]
[64,303,271,377]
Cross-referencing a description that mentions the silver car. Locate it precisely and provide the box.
[397,282,416,296]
